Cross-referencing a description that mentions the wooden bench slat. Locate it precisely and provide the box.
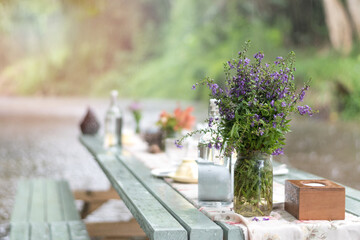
[119,153,223,240]
[59,180,81,221]
[50,222,71,240]
[29,179,46,222]
[11,179,88,240]
[97,154,187,240]
[30,222,50,240]
[10,222,30,240]
[11,180,32,222]
[68,221,90,240]
[46,180,64,222]
[215,221,245,240]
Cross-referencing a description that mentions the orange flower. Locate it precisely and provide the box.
[156,106,195,134]
[174,107,195,131]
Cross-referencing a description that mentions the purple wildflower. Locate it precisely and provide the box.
[259,128,264,136]
[299,86,308,102]
[253,52,264,61]
[270,100,274,107]
[208,83,219,96]
[299,91,305,101]
[274,57,283,66]
[281,102,287,107]
[281,74,288,83]
[263,217,270,221]
[279,91,287,99]
[208,117,214,127]
[298,105,313,116]
[252,217,259,222]
[272,122,277,128]
[175,140,183,149]
[228,61,234,69]
[277,112,285,118]
[214,142,222,150]
[192,84,196,90]
[272,148,284,155]
[244,58,250,66]
[208,143,212,148]
[227,113,235,120]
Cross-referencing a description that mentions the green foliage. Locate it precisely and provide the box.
[128,0,290,100]
[0,0,360,120]
[295,52,360,119]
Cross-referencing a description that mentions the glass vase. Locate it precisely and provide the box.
[135,121,140,134]
[233,152,273,216]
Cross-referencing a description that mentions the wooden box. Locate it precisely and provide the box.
[285,179,345,220]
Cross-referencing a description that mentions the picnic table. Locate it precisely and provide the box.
[79,134,360,240]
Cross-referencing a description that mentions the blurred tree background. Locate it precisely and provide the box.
[0,0,359,119]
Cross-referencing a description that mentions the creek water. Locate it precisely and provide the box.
[0,97,359,237]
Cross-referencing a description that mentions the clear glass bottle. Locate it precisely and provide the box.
[198,99,223,165]
[197,99,232,205]
[104,90,122,148]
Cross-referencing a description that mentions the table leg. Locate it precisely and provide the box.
[86,219,147,239]
[73,187,120,218]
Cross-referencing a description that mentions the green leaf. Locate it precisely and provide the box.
[235,110,240,121]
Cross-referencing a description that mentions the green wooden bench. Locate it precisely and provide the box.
[10,179,90,240]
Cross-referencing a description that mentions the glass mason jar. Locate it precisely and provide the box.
[233,151,273,216]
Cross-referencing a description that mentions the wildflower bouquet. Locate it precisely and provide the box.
[189,41,313,156]
[178,41,314,216]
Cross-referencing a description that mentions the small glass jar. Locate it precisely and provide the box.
[197,156,232,205]
[233,152,273,216]
[165,137,187,167]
